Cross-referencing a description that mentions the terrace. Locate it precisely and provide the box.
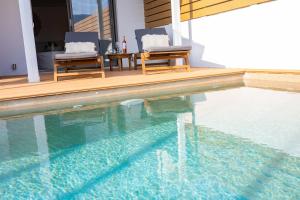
[1,67,300,117]
[0,1,300,199]
[0,0,299,113]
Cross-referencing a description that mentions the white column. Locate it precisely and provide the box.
[171,0,183,65]
[171,0,182,46]
[18,0,40,82]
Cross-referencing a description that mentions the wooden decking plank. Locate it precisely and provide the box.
[0,68,245,102]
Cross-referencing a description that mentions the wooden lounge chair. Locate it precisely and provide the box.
[135,28,192,75]
[53,32,105,82]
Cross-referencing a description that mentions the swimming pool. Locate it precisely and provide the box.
[0,87,299,199]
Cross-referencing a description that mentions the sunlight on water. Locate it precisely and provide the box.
[0,87,299,199]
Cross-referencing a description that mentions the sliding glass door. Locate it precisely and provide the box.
[69,0,117,52]
[99,0,115,40]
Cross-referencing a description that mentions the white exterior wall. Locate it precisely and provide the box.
[0,0,40,81]
[115,0,145,53]
[167,0,300,69]
[2,0,299,78]
[0,0,28,76]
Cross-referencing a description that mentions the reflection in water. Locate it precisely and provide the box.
[177,113,188,181]
[1,89,299,199]
[155,94,205,183]
[191,87,300,157]
[190,93,207,126]
[33,115,53,198]
[156,150,176,179]
[0,94,202,192]
[0,120,10,160]
[34,115,49,157]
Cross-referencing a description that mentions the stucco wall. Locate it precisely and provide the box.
[166,0,300,69]
[0,0,28,76]
[115,0,145,53]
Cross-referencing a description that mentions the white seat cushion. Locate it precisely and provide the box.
[55,52,98,60]
[65,42,96,53]
[145,45,192,52]
[141,34,170,51]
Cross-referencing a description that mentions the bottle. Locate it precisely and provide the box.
[122,36,127,54]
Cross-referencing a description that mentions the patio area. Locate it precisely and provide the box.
[0,68,245,102]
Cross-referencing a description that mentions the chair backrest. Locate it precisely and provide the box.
[65,32,100,52]
[135,28,168,53]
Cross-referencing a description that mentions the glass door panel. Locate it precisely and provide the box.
[69,0,116,54]
[100,0,113,40]
[71,0,100,34]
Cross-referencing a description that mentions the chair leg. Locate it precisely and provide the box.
[54,63,58,82]
[184,54,191,72]
[141,53,146,75]
[101,59,105,78]
[98,56,105,78]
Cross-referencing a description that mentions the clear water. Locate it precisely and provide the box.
[0,87,299,200]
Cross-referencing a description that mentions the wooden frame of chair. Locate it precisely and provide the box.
[133,53,171,70]
[53,55,105,82]
[140,51,191,75]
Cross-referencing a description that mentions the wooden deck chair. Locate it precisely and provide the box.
[53,32,105,82]
[135,28,191,75]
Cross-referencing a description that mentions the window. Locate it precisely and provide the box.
[70,0,117,43]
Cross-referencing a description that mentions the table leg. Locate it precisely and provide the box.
[121,59,123,70]
[133,54,137,70]
[109,59,113,71]
[118,58,122,71]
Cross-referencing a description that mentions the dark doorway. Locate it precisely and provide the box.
[31,0,70,71]
[31,0,117,72]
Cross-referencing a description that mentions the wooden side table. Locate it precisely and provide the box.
[107,53,133,71]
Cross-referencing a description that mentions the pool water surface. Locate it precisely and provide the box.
[0,87,299,199]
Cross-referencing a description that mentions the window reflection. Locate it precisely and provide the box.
[71,0,114,40]
[101,0,113,40]
[72,0,100,33]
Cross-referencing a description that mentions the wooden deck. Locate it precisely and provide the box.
[1,67,300,104]
[0,68,244,102]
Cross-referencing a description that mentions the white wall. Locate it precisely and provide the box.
[0,0,28,76]
[115,0,145,53]
[0,0,40,82]
[168,0,300,69]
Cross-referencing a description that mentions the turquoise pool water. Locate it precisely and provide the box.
[0,87,299,199]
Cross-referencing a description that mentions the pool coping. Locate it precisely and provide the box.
[0,72,245,118]
[1,68,300,118]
